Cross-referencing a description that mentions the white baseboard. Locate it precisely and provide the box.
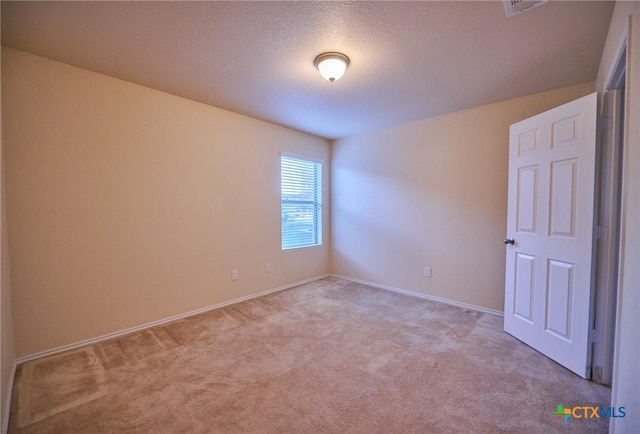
[17,274,329,364]
[331,274,504,317]
[16,273,502,364]
[2,361,16,434]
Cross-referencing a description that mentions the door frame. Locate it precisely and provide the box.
[591,31,627,385]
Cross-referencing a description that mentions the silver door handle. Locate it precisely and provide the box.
[504,238,515,245]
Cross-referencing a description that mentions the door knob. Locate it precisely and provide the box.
[504,238,515,245]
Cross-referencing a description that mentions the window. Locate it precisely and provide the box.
[281,154,322,250]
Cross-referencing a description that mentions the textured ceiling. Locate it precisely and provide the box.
[1,1,614,139]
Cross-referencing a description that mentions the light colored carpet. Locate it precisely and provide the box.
[9,277,610,433]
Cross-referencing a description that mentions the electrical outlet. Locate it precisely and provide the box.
[424,266,432,278]
[266,263,272,273]
[232,269,239,281]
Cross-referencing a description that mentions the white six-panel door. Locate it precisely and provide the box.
[504,93,597,378]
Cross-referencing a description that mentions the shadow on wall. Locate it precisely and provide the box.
[331,146,507,309]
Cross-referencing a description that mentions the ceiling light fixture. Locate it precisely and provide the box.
[314,52,350,83]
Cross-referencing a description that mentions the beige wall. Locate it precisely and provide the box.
[596,3,640,433]
[1,129,14,434]
[331,82,594,312]
[2,48,330,358]
[1,43,17,433]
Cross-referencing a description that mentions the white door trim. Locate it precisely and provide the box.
[592,88,624,385]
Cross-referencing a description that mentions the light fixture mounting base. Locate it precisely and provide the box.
[314,52,350,69]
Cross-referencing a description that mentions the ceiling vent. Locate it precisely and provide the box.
[504,0,548,17]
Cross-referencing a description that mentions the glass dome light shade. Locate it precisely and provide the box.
[314,52,350,83]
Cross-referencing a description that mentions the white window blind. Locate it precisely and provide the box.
[281,155,322,250]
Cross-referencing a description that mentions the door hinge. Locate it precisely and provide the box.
[590,329,602,344]
[596,225,608,240]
